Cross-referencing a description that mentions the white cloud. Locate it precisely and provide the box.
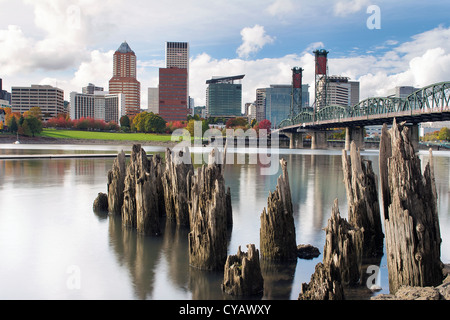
[303,42,326,54]
[266,0,296,16]
[334,0,370,17]
[190,25,450,110]
[71,50,114,90]
[1,1,450,115]
[236,25,275,59]
[385,40,399,46]
[189,52,315,108]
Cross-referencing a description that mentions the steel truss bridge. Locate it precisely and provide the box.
[276,81,450,131]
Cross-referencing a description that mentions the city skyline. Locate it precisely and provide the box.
[0,1,449,111]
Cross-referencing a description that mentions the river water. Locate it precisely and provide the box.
[0,144,449,300]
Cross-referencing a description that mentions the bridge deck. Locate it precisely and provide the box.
[278,108,450,132]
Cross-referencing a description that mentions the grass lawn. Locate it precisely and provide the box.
[40,129,175,142]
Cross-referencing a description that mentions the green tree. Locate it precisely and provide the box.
[25,116,43,137]
[132,112,148,132]
[186,120,209,137]
[438,127,450,141]
[9,116,18,133]
[144,113,166,133]
[20,119,32,137]
[120,115,130,128]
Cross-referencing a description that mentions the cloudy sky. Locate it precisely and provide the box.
[1,0,450,109]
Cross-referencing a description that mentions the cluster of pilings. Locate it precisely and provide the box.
[102,144,233,266]
[96,116,445,299]
[97,144,265,297]
[299,119,444,299]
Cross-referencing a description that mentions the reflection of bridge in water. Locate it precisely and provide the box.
[274,81,450,150]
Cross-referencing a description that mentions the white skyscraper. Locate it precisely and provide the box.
[148,87,159,114]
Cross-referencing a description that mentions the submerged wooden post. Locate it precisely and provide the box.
[107,150,126,216]
[121,144,164,236]
[323,199,364,286]
[260,158,297,261]
[379,119,443,294]
[162,147,194,226]
[222,244,264,296]
[188,147,232,270]
[342,141,384,259]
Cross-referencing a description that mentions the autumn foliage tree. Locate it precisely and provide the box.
[225,117,248,129]
[253,119,271,136]
[438,127,450,141]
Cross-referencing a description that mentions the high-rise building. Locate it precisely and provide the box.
[158,67,188,122]
[166,42,189,69]
[109,42,141,117]
[246,102,257,123]
[0,78,11,105]
[316,76,360,107]
[263,84,310,128]
[11,85,64,121]
[70,90,125,123]
[255,88,266,122]
[148,87,159,114]
[387,86,419,99]
[206,75,244,119]
[83,83,104,94]
[164,42,189,112]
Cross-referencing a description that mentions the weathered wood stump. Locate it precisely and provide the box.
[379,119,443,294]
[222,244,264,296]
[342,141,384,258]
[162,147,194,226]
[107,150,126,215]
[260,159,297,261]
[188,148,232,270]
[323,198,364,286]
[93,192,108,213]
[298,262,344,300]
[122,144,163,236]
[297,244,320,260]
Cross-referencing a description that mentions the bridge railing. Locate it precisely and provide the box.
[277,81,450,129]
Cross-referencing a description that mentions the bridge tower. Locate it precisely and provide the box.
[290,67,303,119]
[314,49,329,111]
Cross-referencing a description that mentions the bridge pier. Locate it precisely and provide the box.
[407,124,419,152]
[285,132,303,149]
[311,131,327,149]
[345,127,365,151]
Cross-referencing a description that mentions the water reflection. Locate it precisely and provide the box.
[0,148,449,300]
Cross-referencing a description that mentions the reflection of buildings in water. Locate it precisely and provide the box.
[260,259,297,300]
[0,158,111,189]
[189,267,224,300]
[72,159,110,185]
[161,223,190,293]
[293,154,348,245]
[108,216,229,300]
[0,159,67,187]
[108,215,162,299]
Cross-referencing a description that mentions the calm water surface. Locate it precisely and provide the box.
[0,144,449,300]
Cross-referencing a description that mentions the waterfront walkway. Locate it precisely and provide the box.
[0,153,125,160]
